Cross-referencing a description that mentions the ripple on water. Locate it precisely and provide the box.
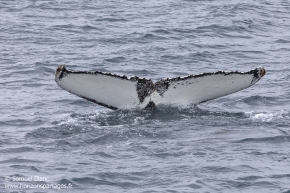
[0,147,35,154]
[0,158,43,164]
[235,135,290,144]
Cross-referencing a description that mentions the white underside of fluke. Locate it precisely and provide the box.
[55,65,266,110]
[57,73,140,109]
[152,73,257,106]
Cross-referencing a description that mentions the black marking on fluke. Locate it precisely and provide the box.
[155,80,170,97]
[55,65,266,110]
[137,78,154,103]
[251,68,261,84]
[56,65,68,80]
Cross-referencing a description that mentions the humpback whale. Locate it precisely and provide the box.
[55,65,266,110]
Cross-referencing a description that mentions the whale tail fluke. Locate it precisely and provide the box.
[55,65,265,110]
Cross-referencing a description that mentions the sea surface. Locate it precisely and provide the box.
[1,0,290,192]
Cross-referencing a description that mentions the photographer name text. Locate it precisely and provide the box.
[6,176,49,182]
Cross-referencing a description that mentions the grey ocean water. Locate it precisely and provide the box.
[1,0,290,192]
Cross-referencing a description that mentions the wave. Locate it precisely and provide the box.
[26,106,290,142]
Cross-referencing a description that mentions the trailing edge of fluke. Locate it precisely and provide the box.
[55,65,266,110]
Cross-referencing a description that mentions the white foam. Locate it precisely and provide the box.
[246,110,288,122]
